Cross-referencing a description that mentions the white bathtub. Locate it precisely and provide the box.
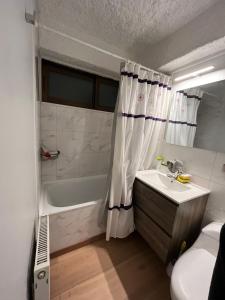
[40,175,107,253]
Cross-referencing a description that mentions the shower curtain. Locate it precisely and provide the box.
[106,62,171,240]
[166,88,203,147]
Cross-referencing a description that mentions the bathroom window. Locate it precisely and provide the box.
[95,77,119,111]
[42,60,118,112]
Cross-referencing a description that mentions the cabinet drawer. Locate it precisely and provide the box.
[134,179,177,235]
[135,206,170,262]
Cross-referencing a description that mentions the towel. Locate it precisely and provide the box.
[208,223,225,300]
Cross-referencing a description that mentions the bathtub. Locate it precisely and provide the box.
[40,175,107,254]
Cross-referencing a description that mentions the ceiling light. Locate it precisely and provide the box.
[174,66,215,82]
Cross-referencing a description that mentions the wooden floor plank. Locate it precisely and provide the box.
[50,232,170,300]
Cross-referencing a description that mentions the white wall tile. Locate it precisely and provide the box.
[203,181,225,225]
[180,147,216,180]
[40,102,56,131]
[161,141,225,224]
[41,159,57,177]
[97,152,111,174]
[56,105,88,132]
[56,105,76,131]
[41,175,57,182]
[41,103,113,181]
[78,152,111,177]
[161,141,216,180]
[211,152,225,185]
[57,151,81,179]
[49,201,105,253]
[40,130,57,150]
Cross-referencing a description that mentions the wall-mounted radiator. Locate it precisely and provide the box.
[34,216,50,300]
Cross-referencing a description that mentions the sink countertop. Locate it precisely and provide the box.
[135,169,210,204]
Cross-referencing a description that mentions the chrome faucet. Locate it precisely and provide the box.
[167,172,178,181]
[167,160,184,181]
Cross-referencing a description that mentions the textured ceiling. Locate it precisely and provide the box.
[38,0,219,57]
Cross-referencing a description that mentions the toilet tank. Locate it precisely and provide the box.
[190,222,223,257]
[202,222,223,241]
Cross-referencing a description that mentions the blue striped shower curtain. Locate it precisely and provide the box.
[166,88,203,147]
[106,62,171,240]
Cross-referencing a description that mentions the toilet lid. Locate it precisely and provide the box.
[171,248,216,300]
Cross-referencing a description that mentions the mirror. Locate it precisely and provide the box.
[165,79,225,153]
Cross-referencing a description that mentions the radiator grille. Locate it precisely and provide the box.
[34,215,50,300]
[35,216,49,267]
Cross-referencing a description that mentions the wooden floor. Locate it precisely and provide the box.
[50,233,170,300]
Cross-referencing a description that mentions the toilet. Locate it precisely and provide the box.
[171,222,223,300]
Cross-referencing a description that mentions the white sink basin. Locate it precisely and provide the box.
[146,172,190,192]
[136,170,210,204]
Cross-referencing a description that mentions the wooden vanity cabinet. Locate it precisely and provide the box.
[133,178,208,263]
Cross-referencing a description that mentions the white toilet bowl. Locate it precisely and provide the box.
[170,222,223,300]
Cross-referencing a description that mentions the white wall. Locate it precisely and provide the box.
[159,141,225,225]
[40,102,113,181]
[194,92,225,153]
[0,1,38,299]
[39,25,122,80]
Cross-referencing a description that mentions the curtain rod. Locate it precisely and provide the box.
[121,60,162,76]
[39,24,163,77]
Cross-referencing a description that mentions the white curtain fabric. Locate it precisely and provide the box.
[106,62,172,240]
[166,88,203,147]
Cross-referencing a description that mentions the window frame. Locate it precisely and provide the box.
[95,76,119,112]
[42,59,118,112]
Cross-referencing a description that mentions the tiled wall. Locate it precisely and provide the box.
[49,199,105,253]
[40,102,113,181]
[160,141,225,225]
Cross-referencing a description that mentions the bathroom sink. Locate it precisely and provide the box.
[146,172,190,192]
[135,170,210,204]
